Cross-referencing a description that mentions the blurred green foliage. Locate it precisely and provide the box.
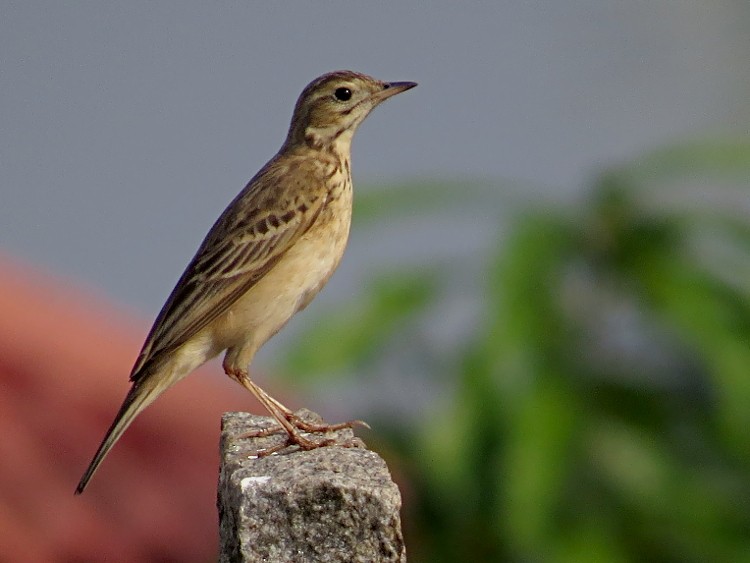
[278,139,750,562]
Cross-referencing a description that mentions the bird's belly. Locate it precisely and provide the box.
[213,214,350,353]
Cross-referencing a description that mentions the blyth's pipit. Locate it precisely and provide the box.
[75,70,416,494]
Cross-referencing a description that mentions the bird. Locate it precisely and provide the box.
[75,70,416,494]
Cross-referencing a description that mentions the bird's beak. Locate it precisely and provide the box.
[373,81,418,103]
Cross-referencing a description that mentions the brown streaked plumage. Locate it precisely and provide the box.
[75,70,416,494]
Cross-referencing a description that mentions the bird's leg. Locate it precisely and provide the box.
[223,364,365,455]
[259,388,370,434]
[224,365,320,449]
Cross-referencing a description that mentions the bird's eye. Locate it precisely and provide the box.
[334,87,352,101]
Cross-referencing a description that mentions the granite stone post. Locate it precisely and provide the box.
[218,410,406,563]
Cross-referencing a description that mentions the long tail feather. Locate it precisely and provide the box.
[75,375,165,495]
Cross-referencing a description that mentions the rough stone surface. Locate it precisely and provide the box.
[218,410,406,563]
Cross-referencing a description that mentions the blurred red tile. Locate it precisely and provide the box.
[0,255,284,561]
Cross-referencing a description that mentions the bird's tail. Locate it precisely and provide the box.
[74,372,170,495]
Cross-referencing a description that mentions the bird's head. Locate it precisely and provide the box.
[284,70,416,153]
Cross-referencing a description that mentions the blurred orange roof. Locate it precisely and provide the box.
[0,255,278,561]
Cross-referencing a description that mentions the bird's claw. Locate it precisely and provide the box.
[239,413,367,458]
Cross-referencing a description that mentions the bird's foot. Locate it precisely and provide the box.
[242,411,368,438]
[285,411,370,434]
[254,432,364,458]
[223,365,367,456]
[241,412,367,457]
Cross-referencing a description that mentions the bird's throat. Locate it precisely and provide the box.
[304,125,355,156]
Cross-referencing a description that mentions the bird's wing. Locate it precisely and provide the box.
[130,169,327,383]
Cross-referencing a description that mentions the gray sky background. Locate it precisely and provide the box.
[2,2,749,340]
